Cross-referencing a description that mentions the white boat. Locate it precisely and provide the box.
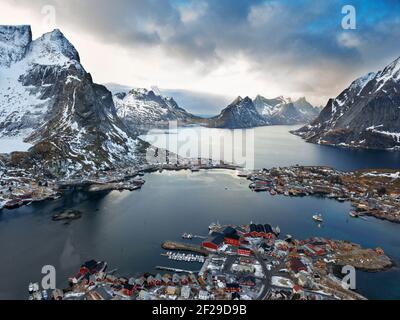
[182,233,194,240]
[209,221,221,231]
[313,214,324,223]
[349,211,359,218]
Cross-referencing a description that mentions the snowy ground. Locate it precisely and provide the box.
[0,136,32,153]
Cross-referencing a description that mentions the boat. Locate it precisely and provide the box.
[209,221,221,231]
[312,214,324,223]
[237,171,250,178]
[270,190,277,196]
[191,166,200,172]
[4,199,24,209]
[349,211,360,218]
[284,234,293,242]
[28,282,41,300]
[28,283,35,294]
[182,233,194,240]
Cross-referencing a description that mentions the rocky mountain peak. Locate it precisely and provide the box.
[375,56,400,84]
[231,96,243,105]
[0,25,139,176]
[0,25,32,67]
[293,56,400,150]
[26,28,80,66]
[114,87,199,131]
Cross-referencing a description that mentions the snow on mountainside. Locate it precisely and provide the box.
[0,25,139,176]
[0,25,31,67]
[114,88,201,131]
[294,56,400,150]
[209,96,268,129]
[254,95,320,125]
[209,95,320,129]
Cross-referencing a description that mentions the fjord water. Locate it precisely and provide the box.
[142,125,400,171]
[1,126,400,300]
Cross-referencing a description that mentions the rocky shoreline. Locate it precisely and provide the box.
[246,166,400,224]
[2,164,400,228]
[28,224,393,301]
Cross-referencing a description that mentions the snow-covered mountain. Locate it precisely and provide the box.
[254,95,320,125]
[0,25,139,176]
[208,96,268,129]
[293,57,400,150]
[113,88,201,132]
[209,95,319,129]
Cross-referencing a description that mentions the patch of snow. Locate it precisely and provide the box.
[362,172,400,179]
[366,126,400,142]
[0,135,32,153]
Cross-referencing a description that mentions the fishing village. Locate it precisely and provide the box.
[28,222,392,301]
[2,152,399,301]
[2,158,400,225]
[245,166,400,223]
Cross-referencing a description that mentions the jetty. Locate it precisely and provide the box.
[162,241,209,256]
[155,266,199,274]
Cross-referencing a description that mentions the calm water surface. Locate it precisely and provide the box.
[142,125,400,170]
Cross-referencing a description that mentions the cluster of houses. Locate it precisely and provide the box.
[201,224,278,256]
[0,168,59,210]
[246,166,400,223]
[34,222,389,301]
[48,257,263,301]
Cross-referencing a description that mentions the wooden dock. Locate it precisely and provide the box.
[162,241,209,256]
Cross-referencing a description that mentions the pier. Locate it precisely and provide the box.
[162,241,209,256]
[155,266,199,274]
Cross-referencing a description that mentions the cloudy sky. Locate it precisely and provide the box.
[2,0,400,111]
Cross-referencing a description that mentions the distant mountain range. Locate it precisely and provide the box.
[208,95,321,129]
[105,83,231,117]
[113,88,202,132]
[0,25,139,176]
[108,84,320,131]
[293,57,400,150]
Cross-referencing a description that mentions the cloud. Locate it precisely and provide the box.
[178,1,208,24]
[3,0,400,107]
[337,32,361,49]
[248,1,282,27]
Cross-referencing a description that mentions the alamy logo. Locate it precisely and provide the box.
[145,121,255,170]
[41,5,57,30]
[41,265,56,290]
[341,265,356,290]
[342,5,357,30]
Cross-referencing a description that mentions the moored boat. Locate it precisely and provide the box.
[182,233,194,240]
[312,214,323,223]
[349,211,359,218]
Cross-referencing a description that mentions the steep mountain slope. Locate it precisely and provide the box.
[0,25,139,176]
[209,95,319,129]
[208,96,268,129]
[293,57,400,150]
[254,95,320,125]
[292,97,322,123]
[113,88,201,131]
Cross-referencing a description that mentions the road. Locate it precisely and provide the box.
[254,252,273,300]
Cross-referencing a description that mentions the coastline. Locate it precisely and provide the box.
[1,163,400,226]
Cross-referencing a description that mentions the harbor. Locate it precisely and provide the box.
[246,166,400,224]
[2,169,400,300]
[30,222,392,301]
